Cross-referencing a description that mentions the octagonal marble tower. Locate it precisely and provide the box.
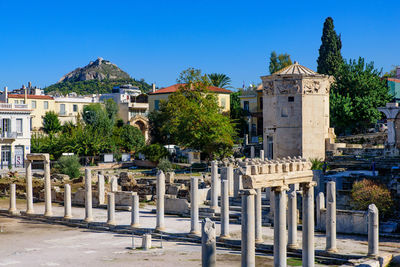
[262,62,333,160]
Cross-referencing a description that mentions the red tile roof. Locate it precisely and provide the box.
[148,83,232,95]
[8,94,54,100]
[388,78,400,83]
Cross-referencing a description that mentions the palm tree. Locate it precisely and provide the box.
[207,73,232,89]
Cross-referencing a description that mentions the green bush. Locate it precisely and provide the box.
[140,144,169,163]
[351,179,394,219]
[157,158,173,173]
[56,155,81,178]
[310,158,325,170]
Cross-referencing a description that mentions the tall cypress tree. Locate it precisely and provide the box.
[317,17,343,75]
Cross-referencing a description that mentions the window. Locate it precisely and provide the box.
[244,101,249,112]
[2,119,10,136]
[221,98,226,109]
[16,119,23,133]
[260,97,263,110]
[44,101,49,109]
[31,100,36,109]
[288,96,294,102]
[73,104,78,112]
[30,117,32,131]
[281,107,288,117]
[14,100,19,104]
[154,100,160,110]
[60,104,66,115]
[1,146,11,168]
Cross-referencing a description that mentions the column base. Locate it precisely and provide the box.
[84,217,93,223]
[26,210,35,215]
[155,227,165,232]
[219,234,230,239]
[326,248,338,254]
[287,243,298,249]
[63,215,72,219]
[255,238,264,244]
[107,221,116,226]
[188,231,200,237]
[131,223,140,228]
[44,212,53,217]
[8,210,19,216]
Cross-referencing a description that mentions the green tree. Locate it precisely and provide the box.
[161,68,236,159]
[119,124,145,152]
[105,98,119,124]
[208,73,232,89]
[43,111,62,134]
[140,143,169,162]
[230,90,247,137]
[317,17,343,75]
[56,155,81,178]
[330,58,392,133]
[269,51,293,74]
[383,66,398,78]
[82,103,113,133]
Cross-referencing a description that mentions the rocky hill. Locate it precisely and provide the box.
[45,58,152,95]
[58,57,130,82]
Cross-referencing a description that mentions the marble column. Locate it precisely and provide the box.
[44,159,52,217]
[233,170,243,198]
[98,174,105,205]
[131,193,140,228]
[227,164,234,196]
[220,180,230,238]
[250,146,255,159]
[255,188,263,243]
[110,176,118,192]
[8,184,18,215]
[367,204,379,257]
[84,168,93,222]
[316,192,325,231]
[273,186,288,267]
[25,160,34,214]
[156,170,165,231]
[210,161,219,210]
[241,189,256,267]
[202,218,216,267]
[302,182,315,267]
[260,150,265,160]
[107,192,116,226]
[64,184,72,219]
[190,177,200,235]
[326,181,337,253]
[287,185,298,249]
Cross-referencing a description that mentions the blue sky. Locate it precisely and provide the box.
[0,0,399,90]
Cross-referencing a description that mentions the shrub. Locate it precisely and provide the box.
[56,155,81,178]
[140,144,169,163]
[351,179,394,219]
[310,158,325,170]
[157,158,173,173]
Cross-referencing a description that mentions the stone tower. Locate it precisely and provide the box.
[262,62,332,160]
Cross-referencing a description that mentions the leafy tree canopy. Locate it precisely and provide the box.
[208,73,232,89]
[151,68,236,159]
[330,57,392,134]
[43,111,62,135]
[317,17,343,76]
[83,103,113,133]
[269,51,293,74]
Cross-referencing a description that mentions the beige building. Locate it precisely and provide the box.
[148,83,232,113]
[0,86,55,131]
[54,94,99,124]
[239,85,263,142]
[262,62,333,160]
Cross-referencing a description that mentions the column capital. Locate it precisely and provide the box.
[239,189,256,196]
[271,185,289,192]
[300,181,317,190]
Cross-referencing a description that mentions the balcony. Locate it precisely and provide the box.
[129,102,149,109]
[0,103,29,110]
[0,131,23,141]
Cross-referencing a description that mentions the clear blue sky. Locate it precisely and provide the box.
[0,0,399,90]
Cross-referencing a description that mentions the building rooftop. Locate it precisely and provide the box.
[272,61,319,76]
[7,94,54,100]
[148,83,232,95]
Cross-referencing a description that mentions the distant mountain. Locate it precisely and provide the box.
[45,58,152,95]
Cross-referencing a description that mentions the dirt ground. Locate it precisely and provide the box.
[0,216,277,267]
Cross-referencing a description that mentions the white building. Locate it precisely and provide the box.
[0,102,31,171]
